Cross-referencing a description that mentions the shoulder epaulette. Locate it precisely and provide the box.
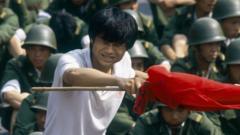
[139,108,160,125]
[188,112,203,123]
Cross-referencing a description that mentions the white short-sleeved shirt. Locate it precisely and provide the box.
[44,48,135,135]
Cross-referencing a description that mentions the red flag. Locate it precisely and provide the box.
[134,65,240,115]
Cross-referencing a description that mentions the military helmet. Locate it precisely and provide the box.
[123,9,144,32]
[39,54,62,86]
[109,0,136,6]
[213,0,240,21]
[31,93,48,112]
[22,24,57,52]
[128,40,148,59]
[188,17,226,46]
[226,38,240,64]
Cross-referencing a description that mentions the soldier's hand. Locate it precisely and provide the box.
[173,34,188,58]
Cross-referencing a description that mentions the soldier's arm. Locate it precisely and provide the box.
[160,14,178,61]
[128,118,147,135]
[0,9,19,45]
[191,112,223,135]
[2,91,29,109]
[1,59,29,109]
[140,13,161,48]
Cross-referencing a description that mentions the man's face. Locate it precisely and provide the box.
[228,64,240,83]
[161,107,190,126]
[26,45,51,71]
[198,42,221,62]
[196,0,217,13]
[221,17,240,39]
[131,58,145,71]
[91,36,126,70]
[36,110,46,131]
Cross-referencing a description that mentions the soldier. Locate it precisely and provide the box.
[13,93,48,135]
[225,38,240,84]
[13,54,62,135]
[46,0,107,23]
[213,0,240,53]
[106,40,149,135]
[172,18,240,135]
[211,39,240,134]
[123,9,170,70]
[149,0,196,39]
[0,24,56,131]
[160,0,218,62]
[129,103,222,135]
[0,0,23,81]
[171,17,225,81]
[0,0,25,130]
[128,40,149,71]
[49,10,88,53]
[8,0,51,28]
[109,0,161,48]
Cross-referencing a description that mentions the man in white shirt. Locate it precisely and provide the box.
[44,7,146,135]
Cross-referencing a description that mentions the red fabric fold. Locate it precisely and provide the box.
[133,65,240,115]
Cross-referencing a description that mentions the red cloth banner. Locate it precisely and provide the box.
[134,65,240,115]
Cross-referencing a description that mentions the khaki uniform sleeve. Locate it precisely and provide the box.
[0,8,19,45]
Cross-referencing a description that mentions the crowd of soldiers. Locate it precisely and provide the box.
[0,0,240,134]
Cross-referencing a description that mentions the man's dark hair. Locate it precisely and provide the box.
[88,7,138,49]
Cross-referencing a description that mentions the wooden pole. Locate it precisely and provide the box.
[32,86,123,92]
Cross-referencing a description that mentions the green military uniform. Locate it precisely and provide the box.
[0,24,56,130]
[171,54,225,81]
[141,40,167,68]
[0,7,19,81]
[172,17,240,135]
[123,9,167,67]
[0,56,40,130]
[13,92,48,135]
[47,0,107,23]
[13,54,60,135]
[149,3,178,39]
[213,0,240,55]
[129,108,222,135]
[159,5,196,47]
[138,12,160,47]
[106,94,138,135]
[8,0,50,28]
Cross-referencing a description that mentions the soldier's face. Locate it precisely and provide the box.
[228,64,240,83]
[161,107,189,126]
[26,45,51,71]
[196,0,217,13]
[131,58,145,71]
[91,36,126,71]
[221,17,240,39]
[198,42,221,62]
[36,110,46,131]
